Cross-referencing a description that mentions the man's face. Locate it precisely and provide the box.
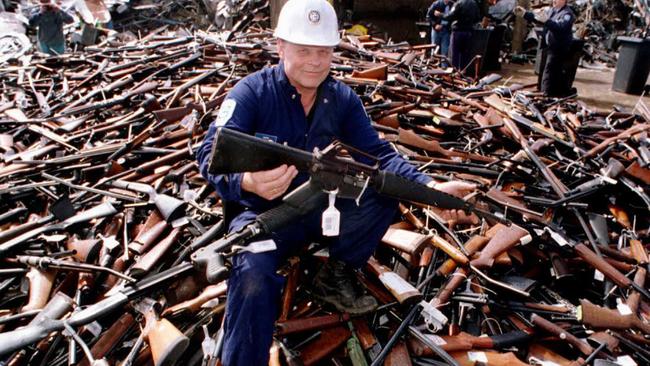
[277,39,333,92]
[552,0,566,8]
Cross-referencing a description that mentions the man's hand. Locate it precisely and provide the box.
[241,164,298,201]
[427,180,477,198]
[434,24,443,31]
[427,181,479,228]
[434,10,442,17]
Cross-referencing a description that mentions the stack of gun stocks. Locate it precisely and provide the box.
[1,7,649,366]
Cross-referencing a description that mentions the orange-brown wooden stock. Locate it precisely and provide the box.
[299,325,351,366]
[579,299,650,334]
[279,260,300,321]
[398,203,425,230]
[131,227,182,277]
[627,268,646,314]
[78,313,136,366]
[436,235,489,276]
[22,267,56,312]
[531,314,594,356]
[163,282,227,317]
[352,318,379,353]
[381,228,429,256]
[367,257,422,304]
[384,341,412,366]
[573,243,633,289]
[430,268,468,308]
[128,220,168,255]
[470,225,529,269]
[276,313,351,336]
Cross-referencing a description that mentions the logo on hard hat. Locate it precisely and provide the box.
[308,10,321,24]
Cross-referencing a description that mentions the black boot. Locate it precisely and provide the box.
[312,259,377,315]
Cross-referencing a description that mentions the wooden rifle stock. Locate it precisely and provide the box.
[279,258,300,321]
[366,257,422,305]
[530,314,594,356]
[356,272,395,305]
[409,330,531,355]
[630,239,649,265]
[384,341,412,366]
[141,307,189,366]
[22,267,56,312]
[163,282,227,317]
[352,318,381,360]
[578,299,650,334]
[351,64,388,80]
[128,211,166,254]
[276,313,351,336]
[131,227,182,277]
[436,234,490,276]
[299,326,351,366]
[78,313,135,366]
[66,238,102,263]
[470,225,530,269]
[398,128,494,163]
[430,267,469,308]
[381,228,429,256]
[627,268,646,314]
[431,234,469,266]
[573,243,633,290]
[398,203,425,230]
[626,161,650,185]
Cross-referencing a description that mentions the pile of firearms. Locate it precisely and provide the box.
[1,4,650,366]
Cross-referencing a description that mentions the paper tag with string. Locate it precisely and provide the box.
[322,190,340,236]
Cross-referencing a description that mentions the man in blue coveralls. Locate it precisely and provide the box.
[197,0,475,364]
[426,0,453,64]
[524,0,575,96]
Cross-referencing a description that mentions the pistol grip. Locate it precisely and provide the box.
[192,246,229,284]
[206,254,229,284]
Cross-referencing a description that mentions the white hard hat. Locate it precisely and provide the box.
[274,0,340,47]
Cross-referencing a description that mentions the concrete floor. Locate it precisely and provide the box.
[499,62,650,112]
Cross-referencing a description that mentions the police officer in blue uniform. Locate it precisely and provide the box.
[524,0,575,96]
[438,0,481,71]
[197,0,475,364]
[426,0,453,64]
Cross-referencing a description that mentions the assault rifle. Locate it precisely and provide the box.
[207,127,504,223]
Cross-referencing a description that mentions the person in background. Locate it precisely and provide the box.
[29,0,74,55]
[523,0,576,96]
[436,0,481,71]
[426,0,453,66]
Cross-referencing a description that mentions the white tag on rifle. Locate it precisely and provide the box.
[467,351,488,363]
[617,355,638,366]
[322,191,340,237]
[244,239,277,253]
[594,269,605,282]
[616,299,633,316]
